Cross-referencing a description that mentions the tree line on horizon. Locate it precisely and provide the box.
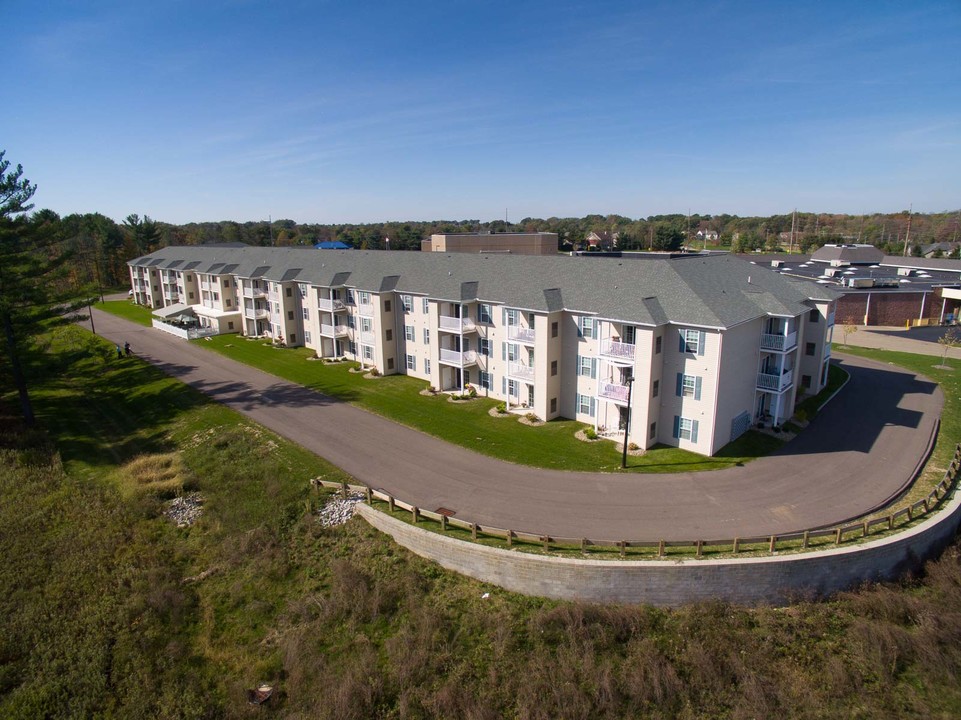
[36,208,961,288]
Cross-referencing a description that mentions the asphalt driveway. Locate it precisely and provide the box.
[91,309,944,541]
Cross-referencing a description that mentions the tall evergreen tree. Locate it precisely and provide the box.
[0,151,87,425]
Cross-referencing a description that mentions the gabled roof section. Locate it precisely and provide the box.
[128,246,836,328]
[379,275,400,293]
[542,288,564,313]
[249,265,271,278]
[460,281,479,302]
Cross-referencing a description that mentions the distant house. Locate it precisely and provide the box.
[586,231,619,250]
[921,242,960,258]
[315,241,351,250]
[695,230,719,242]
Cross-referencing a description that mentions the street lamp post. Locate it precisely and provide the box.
[621,375,635,469]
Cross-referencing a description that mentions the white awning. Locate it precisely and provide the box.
[193,305,242,319]
[152,303,192,318]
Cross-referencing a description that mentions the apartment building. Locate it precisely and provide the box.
[130,247,837,457]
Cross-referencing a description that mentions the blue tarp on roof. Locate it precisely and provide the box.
[314,241,351,250]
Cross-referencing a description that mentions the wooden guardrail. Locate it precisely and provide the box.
[313,443,961,559]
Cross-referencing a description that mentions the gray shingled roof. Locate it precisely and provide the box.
[811,244,884,265]
[130,247,837,328]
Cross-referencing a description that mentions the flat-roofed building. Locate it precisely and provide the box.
[422,232,557,255]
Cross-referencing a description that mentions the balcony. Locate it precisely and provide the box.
[757,369,793,392]
[320,323,349,337]
[760,331,797,352]
[600,339,636,362]
[439,315,477,333]
[598,381,630,403]
[439,348,478,366]
[508,362,535,381]
[247,308,269,319]
[358,303,374,317]
[243,287,267,299]
[507,326,536,344]
[318,297,346,312]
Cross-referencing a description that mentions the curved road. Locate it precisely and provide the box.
[92,309,943,541]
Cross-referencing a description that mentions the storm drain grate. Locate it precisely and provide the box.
[435,507,457,517]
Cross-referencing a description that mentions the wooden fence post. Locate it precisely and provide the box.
[580,537,587,553]
[471,523,478,540]
[733,537,740,554]
[440,515,447,531]
[365,487,372,504]
[835,528,843,545]
[388,495,395,512]
[768,535,776,553]
[658,540,665,557]
[802,531,809,549]
[696,540,703,558]
[507,530,513,547]
[862,521,869,537]
[543,535,550,551]
[412,507,418,523]
[620,541,626,558]
[888,514,894,530]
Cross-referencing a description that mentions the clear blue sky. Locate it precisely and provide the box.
[3,0,959,224]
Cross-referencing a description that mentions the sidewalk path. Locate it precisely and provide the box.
[93,309,944,541]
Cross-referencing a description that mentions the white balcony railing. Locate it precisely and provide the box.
[318,297,346,312]
[600,339,636,361]
[507,326,536,344]
[598,382,630,403]
[760,331,797,352]
[439,315,477,333]
[757,369,793,392]
[321,323,349,337]
[243,287,267,299]
[508,362,535,380]
[439,349,478,365]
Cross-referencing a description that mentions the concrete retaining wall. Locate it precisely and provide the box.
[356,490,961,606]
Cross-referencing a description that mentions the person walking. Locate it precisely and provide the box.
[115,344,123,359]
[124,342,131,356]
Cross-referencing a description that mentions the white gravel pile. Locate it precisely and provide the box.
[165,492,204,527]
[317,494,365,527]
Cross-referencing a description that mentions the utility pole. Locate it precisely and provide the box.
[902,204,913,256]
[789,209,797,254]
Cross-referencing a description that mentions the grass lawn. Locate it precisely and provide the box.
[197,332,781,473]
[4,325,961,717]
[97,298,154,326]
